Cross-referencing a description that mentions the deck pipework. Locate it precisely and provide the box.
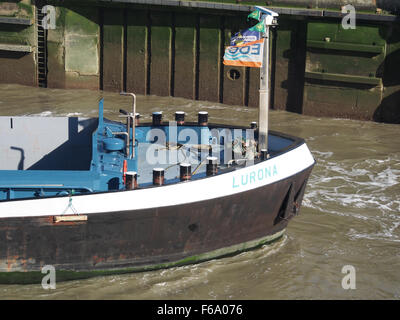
[206,156,218,176]
[152,112,163,126]
[198,111,208,126]
[175,111,185,125]
[179,163,192,181]
[153,168,165,185]
[119,92,137,158]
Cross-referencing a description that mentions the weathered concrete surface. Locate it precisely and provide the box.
[0,0,33,19]
[0,2,19,17]
[65,34,98,75]
[47,18,66,90]
[272,19,306,114]
[302,20,387,120]
[102,8,123,92]
[149,11,172,97]
[0,0,35,86]
[126,9,148,95]
[222,15,247,106]
[47,6,100,89]
[0,50,36,86]
[173,12,196,99]
[198,14,221,102]
[64,7,100,89]
[0,43,31,52]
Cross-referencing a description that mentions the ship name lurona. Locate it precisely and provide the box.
[232,164,278,189]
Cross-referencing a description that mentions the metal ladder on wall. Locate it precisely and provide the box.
[36,2,47,88]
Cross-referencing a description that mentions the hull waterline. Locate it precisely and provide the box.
[0,145,314,284]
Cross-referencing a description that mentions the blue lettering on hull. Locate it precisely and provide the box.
[233,164,278,189]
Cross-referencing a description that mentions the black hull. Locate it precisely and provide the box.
[0,165,313,284]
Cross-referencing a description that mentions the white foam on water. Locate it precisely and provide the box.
[304,150,400,243]
[29,111,54,117]
[199,104,226,110]
[65,112,83,117]
[347,230,400,243]
[311,150,334,159]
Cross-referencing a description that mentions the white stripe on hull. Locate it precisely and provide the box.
[0,143,315,218]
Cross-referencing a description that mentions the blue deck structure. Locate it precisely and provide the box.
[0,99,131,200]
[0,98,294,201]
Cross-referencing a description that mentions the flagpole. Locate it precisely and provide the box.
[223,6,277,155]
[258,21,269,154]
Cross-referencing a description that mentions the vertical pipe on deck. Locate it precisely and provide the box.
[258,27,270,152]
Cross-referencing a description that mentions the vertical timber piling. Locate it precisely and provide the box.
[0,0,399,123]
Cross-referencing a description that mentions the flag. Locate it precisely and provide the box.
[247,10,261,21]
[223,39,264,68]
[249,20,266,34]
[230,28,261,46]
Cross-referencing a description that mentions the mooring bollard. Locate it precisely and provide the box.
[206,156,218,176]
[260,149,269,160]
[175,111,185,125]
[125,171,138,190]
[198,111,208,126]
[179,163,192,181]
[152,111,162,126]
[153,168,165,185]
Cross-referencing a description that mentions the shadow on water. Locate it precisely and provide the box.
[374,89,400,124]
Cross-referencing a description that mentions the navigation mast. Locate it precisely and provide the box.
[256,7,279,154]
